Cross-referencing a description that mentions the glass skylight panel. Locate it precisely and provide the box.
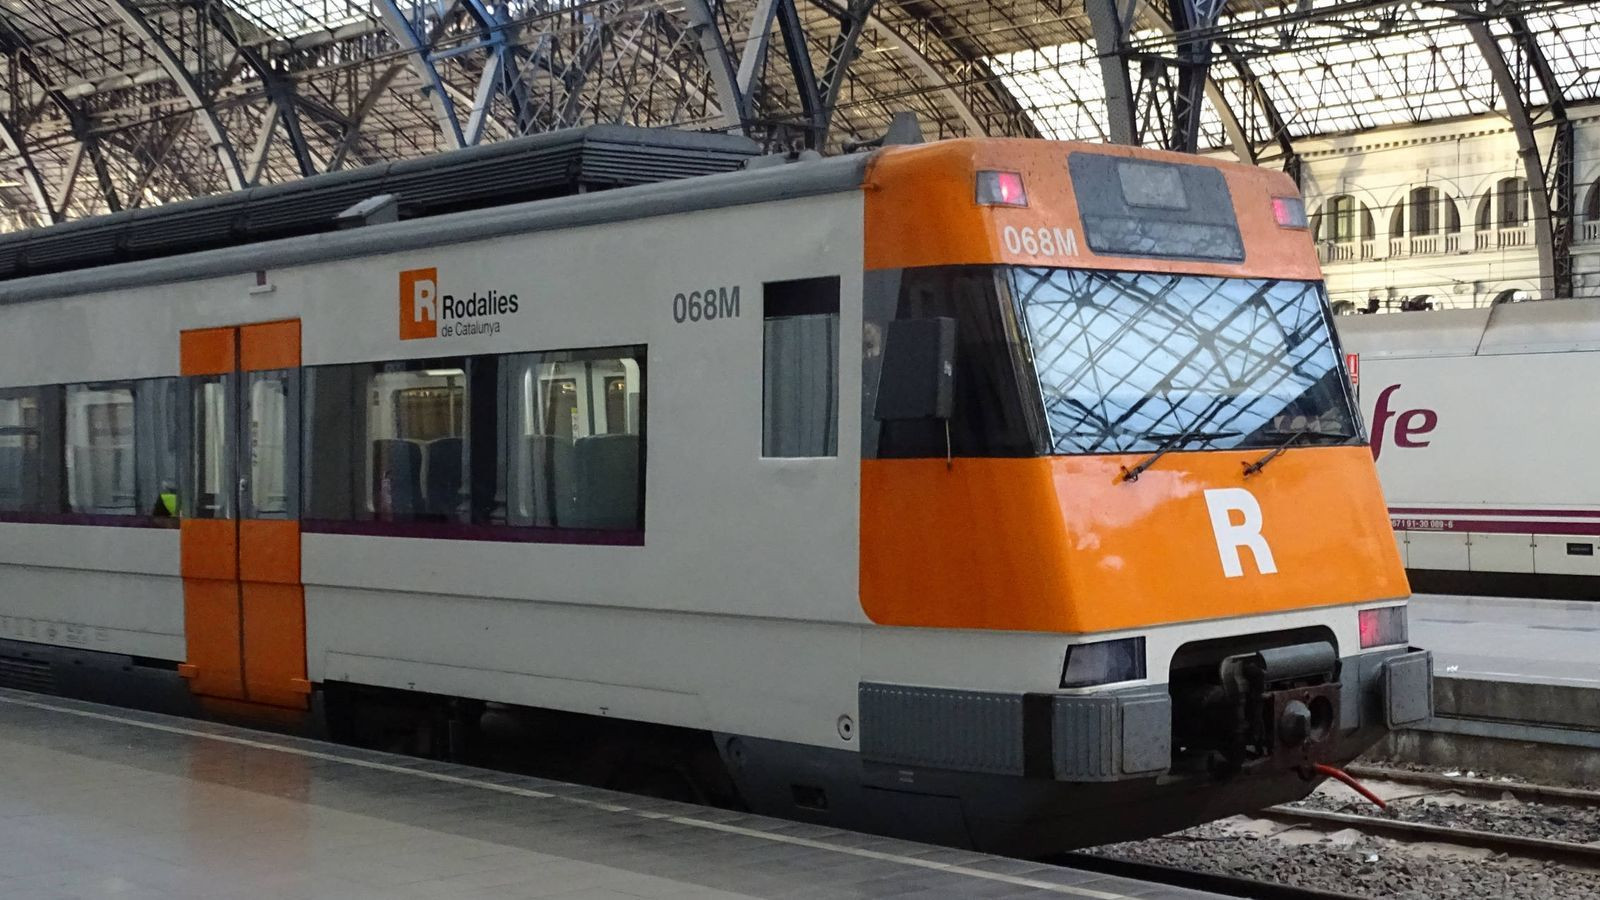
[229,0,369,38]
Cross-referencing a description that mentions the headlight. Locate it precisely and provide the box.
[1358,605,1408,649]
[1060,637,1146,688]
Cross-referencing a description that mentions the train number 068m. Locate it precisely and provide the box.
[673,286,741,324]
[1001,225,1079,259]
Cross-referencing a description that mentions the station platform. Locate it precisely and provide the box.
[1386,592,1600,782]
[1410,592,1600,687]
[0,688,1221,900]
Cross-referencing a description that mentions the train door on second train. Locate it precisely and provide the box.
[176,320,309,710]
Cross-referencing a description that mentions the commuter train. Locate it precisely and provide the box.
[0,125,1429,855]
[1338,300,1600,599]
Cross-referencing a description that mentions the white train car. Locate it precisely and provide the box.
[1338,300,1600,597]
[0,127,1429,855]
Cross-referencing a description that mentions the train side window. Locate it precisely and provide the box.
[65,383,137,515]
[499,346,645,532]
[302,358,471,524]
[242,371,299,520]
[133,378,182,518]
[184,375,235,520]
[763,277,840,458]
[61,376,181,515]
[0,387,46,513]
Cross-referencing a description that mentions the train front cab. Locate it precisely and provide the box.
[838,139,1434,853]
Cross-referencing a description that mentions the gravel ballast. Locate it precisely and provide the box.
[1085,775,1600,900]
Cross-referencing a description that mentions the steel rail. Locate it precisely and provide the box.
[1253,806,1600,868]
[1056,852,1370,900]
[1344,764,1600,809]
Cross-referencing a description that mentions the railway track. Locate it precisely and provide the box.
[1056,852,1370,900]
[1239,764,1600,873]
[1344,763,1600,809]
[1071,767,1600,898]
[1252,805,1600,869]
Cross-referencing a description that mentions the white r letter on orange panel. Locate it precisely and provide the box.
[1203,487,1278,578]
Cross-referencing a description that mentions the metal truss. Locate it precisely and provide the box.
[3,0,1600,233]
[1468,13,1573,299]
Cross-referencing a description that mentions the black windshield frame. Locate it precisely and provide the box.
[1006,267,1364,456]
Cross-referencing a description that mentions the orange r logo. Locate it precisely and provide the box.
[400,267,439,340]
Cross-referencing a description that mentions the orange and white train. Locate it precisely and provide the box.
[0,125,1429,854]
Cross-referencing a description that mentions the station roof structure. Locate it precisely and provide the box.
[1,0,1598,235]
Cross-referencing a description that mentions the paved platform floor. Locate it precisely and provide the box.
[1411,592,1600,687]
[0,689,1222,900]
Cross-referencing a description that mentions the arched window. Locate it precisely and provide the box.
[1400,295,1433,312]
[1494,288,1531,305]
[1324,194,1373,243]
[1407,186,1459,235]
[1475,190,1493,230]
[1584,181,1600,222]
[1496,177,1530,227]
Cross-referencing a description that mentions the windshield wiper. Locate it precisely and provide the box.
[1243,428,1356,477]
[1120,428,1242,483]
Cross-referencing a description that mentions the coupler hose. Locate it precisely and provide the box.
[1309,762,1388,811]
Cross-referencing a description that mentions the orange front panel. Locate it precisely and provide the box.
[180,327,237,377]
[241,582,309,710]
[240,319,301,372]
[240,519,300,585]
[181,578,245,700]
[180,518,237,581]
[862,139,1321,280]
[860,446,1408,633]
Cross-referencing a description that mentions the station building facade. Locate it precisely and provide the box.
[1298,105,1600,313]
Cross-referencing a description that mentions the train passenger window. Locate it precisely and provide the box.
[65,384,137,515]
[243,371,299,519]
[304,348,644,538]
[185,376,234,520]
[133,378,181,518]
[301,358,471,524]
[498,347,645,531]
[0,388,44,513]
[763,277,840,458]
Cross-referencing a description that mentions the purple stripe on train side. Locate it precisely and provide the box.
[1389,506,1600,519]
[0,511,179,529]
[1390,516,1600,536]
[301,518,645,547]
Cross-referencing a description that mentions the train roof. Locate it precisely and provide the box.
[1336,298,1600,358]
[0,138,872,306]
[0,125,760,286]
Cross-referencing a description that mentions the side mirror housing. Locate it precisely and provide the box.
[874,317,956,421]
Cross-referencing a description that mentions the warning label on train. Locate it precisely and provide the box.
[400,266,522,341]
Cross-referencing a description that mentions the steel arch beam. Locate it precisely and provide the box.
[104,0,246,191]
[0,112,58,225]
[806,0,985,135]
[1088,0,1224,153]
[682,0,747,131]
[197,2,319,179]
[375,0,469,148]
[0,40,123,213]
[1468,15,1572,299]
[817,0,879,146]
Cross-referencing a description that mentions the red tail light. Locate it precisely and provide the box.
[976,171,1028,207]
[1358,605,1408,648]
[1273,196,1308,228]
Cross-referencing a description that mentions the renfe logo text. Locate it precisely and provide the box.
[1369,384,1437,461]
[400,266,521,341]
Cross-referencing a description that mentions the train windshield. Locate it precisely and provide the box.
[1007,267,1359,455]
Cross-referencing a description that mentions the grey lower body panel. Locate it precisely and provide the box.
[0,637,197,717]
[722,647,1433,856]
